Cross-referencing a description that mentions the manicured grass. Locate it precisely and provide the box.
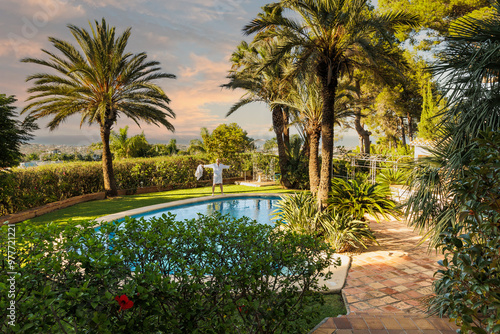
[27,184,297,226]
[307,293,347,330]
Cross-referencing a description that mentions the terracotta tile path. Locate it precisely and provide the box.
[311,218,459,334]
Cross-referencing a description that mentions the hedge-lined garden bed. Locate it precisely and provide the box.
[0,155,248,216]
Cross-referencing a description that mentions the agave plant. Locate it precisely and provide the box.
[328,178,400,222]
[273,192,377,252]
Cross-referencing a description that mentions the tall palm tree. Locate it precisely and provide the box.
[21,19,176,196]
[223,39,294,188]
[405,2,500,247]
[244,0,419,208]
[280,74,352,194]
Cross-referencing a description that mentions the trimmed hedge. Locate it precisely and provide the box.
[0,155,246,216]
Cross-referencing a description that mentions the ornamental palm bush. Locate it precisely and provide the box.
[273,192,377,252]
[328,178,399,222]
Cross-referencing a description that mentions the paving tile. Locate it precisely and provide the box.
[369,282,386,289]
[370,330,389,334]
[333,317,353,329]
[379,317,403,330]
[349,318,368,329]
[364,317,385,330]
[387,330,407,334]
[312,329,335,334]
[367,298,388,307]
[426,318,455,331]
[395,317,419,329]
[380,287,399,295]
[320,318,336,329]
[380,296,399,304]
[335,329,354,334]
[352,330,371,334]
[412,319,436,330]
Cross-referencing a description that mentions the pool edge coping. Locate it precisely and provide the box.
[95,192,288,223]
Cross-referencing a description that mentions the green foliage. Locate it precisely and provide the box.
[428,132,500,333]
[328,178,399,222]
[0,94,38,168]
[283,135,309,189]
[0,213,337,333]
[110,126,150,159]
[201,123,254,161]
[273,192,377,252]
[417,80,443,140]
[0,155,246,216]
[376,168,411,186]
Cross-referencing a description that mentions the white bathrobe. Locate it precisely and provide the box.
[204,163,230,184]
[195,164,204,180]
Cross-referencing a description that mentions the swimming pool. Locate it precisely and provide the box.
[96,193,284,225]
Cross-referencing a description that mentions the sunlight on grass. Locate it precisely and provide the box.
[27,185,296,226]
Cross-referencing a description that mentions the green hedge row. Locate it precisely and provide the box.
[0,155,246,216]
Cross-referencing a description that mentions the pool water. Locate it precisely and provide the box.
[129,196,281,225]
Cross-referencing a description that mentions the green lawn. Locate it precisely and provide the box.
[27,184,297,226]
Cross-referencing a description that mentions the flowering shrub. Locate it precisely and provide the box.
[0,213,337,333]
[0,155,247,215]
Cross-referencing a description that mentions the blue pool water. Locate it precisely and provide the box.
[129,196,281,225]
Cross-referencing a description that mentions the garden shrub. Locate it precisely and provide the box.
[273,192,377,252]
[0,212,337,333]
[0,155,247,216]
[328,178,400,222]
[428,132,500,333]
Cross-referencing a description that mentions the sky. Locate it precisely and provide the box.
[0,0,359,147]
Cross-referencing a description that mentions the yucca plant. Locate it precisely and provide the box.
[328,178,399,222]
[325,209,378,252]
[273,192,377,252]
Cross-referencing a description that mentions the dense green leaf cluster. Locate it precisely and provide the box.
[0,155,246,216]
[429,132,500,333]
[0,213,337,333]
[273,191,378,252]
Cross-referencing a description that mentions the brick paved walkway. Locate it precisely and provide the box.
[311,218,459,333]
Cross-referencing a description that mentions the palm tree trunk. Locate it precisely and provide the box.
[407,112,414,141]
[272,106,292,188]
[317,62,338,209]
[101,125,118,196]
[354,112,372,154]
[307,122,321,195]
[283,106,290,149]
[400,116,407,147]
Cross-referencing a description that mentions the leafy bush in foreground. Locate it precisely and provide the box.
[428,132,500,333]
[0,213,337,333]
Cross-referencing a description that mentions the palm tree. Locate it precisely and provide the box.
[223,38,294,188]
[405,2,500,247]
[244,0,419,208]
[21,19,176,196]
[280,74,352,194]
[110,126,150,159]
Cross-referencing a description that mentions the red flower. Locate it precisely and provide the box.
[115,294,134,311]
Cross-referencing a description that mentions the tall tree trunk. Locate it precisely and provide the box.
[317,62,338,209]
[282,106,290,150]
[101,125,118,196]
[354,111,372,154]
[400,116,407,147]
[307,122,321,195]
[272,106,292,188]
[407,112,414,141]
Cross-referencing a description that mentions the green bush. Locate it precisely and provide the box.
[376,168,411,186]
[0,213,337,333]
[0,155,248,216]
[328,178,399,222]
[428,132,500,333]
[273,192,377,252]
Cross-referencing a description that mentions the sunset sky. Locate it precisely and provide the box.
[0,0,358,147]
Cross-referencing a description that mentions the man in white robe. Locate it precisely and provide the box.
[203,158,230,196]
